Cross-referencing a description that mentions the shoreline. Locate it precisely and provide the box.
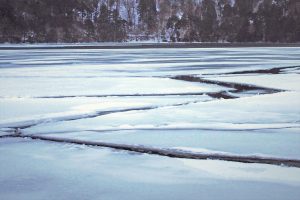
[1,42,300,50]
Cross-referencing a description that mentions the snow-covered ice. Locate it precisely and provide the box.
[1,138,300,200]
[0,46,300,199]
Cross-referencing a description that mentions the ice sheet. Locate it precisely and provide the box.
[0,138,299,200]
[206,74,300,91]
[23,91,300,134]
[1,46,300,199]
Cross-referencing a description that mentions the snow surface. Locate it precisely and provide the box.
[1,138,300,200]
[0,46,300,199]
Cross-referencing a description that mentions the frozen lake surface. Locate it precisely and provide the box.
[0,46,300,199]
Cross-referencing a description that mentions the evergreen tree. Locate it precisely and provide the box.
[138,0,158,34]
[96,4,110,41]
[219,3,236,42]
[200,0,218,41]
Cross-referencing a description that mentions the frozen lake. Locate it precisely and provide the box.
[1,46,300,200]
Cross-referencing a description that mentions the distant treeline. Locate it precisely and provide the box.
[0,0,299,43]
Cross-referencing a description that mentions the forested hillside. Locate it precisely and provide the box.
[0,0,299,43]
